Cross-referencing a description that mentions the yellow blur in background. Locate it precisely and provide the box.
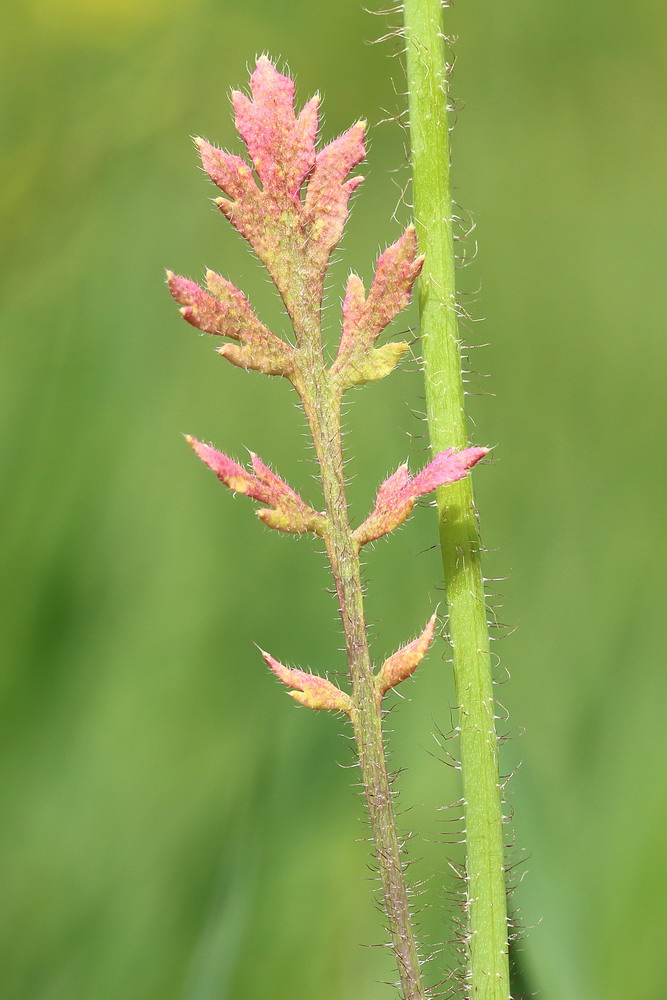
[28,0,168,37]
[1,0,666,998]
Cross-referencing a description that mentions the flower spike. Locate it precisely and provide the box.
[170,58,495,1000]
[376,612,438,698]
[260,649,353,714]
[186,436,326,536]
[355,447,489,547]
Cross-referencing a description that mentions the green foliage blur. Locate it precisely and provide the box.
[2,0,665,997]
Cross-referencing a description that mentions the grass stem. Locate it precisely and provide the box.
[403,2,512,995]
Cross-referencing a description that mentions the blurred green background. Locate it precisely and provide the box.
[1,0,666,997]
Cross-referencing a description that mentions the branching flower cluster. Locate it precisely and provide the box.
[168,57,487,999]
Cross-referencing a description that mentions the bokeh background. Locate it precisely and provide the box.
[2,0,666,997]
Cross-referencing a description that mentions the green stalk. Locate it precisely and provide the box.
[403,2,511,998]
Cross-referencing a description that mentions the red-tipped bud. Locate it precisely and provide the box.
[167,270,293,377]
[303,120,366,266]
[184,58,365,315]
[194,137,256,202]
[186,436,326,536]
[376,613,438,698]
[261,650,353,714]
[331,227,423,390]
[355,447,489,547]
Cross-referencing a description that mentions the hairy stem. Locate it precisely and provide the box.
[403,1,511,997]
[295,345,426,1000]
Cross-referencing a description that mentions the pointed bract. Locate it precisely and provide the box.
[409,447,488,495]
[348,227,422,344]
[186,436,326,536]
[194,139,256,202]
[167,272,231,336]
[331,227,423,390]
[376,613,438,697]
[303,122,366,267]
[261,649,353,713]
[354,447,489,546]
[167,269,294,377]
[186,437,257,496]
